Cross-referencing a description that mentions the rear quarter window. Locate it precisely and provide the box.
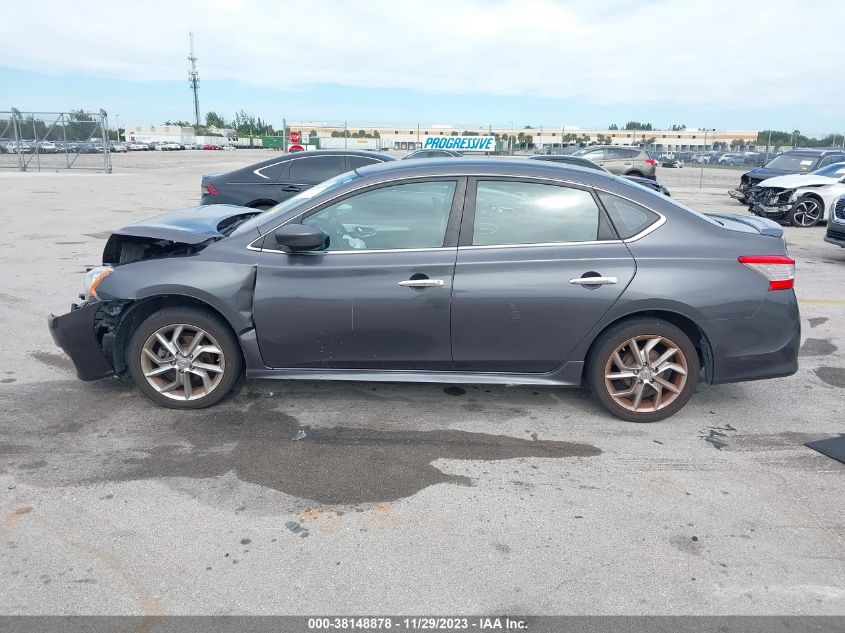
[599,192,660,238]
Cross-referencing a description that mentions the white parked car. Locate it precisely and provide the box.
[750,162,845,227]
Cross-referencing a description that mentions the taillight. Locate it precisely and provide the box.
[738,255,795,290]
[201,181,219,196]
[645,159,657,166]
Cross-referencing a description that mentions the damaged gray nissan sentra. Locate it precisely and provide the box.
[49,159,800,422]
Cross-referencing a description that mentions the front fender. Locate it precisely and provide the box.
[96,258,257,334]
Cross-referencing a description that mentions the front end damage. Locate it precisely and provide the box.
[49,205,262,381]
[728,175,761,203]
[749,186,795,223]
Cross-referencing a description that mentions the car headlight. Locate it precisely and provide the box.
[82,266,113,300]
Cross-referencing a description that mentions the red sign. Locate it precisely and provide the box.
[289,131,301,144]
[288,144,305,153]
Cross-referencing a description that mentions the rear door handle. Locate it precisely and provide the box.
[569,276,618,285]
[398,279,445,288]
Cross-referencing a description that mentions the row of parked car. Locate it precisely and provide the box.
[0,138,240,154]
[125,141,235,151]
[657,150,768,167]
[728,148,845,229]
[0,139,116,154]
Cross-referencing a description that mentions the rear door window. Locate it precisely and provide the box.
[471,181,600,246]
[288,156,345,183]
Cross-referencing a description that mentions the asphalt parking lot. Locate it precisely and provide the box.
[0,151,843,615]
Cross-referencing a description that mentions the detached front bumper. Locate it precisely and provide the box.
[751,202,793,222]
[48,301,114,381]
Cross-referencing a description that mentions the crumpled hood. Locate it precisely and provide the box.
[758,174,838,189]
[111,205,260,245]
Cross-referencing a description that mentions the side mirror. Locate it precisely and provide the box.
[274,224,328,252]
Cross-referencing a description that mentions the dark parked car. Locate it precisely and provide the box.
[528,154,671,195]
[200,149,396,210]
[403,149,463,159]
[729,148,845,204]
[571,145,657,179]
[50,159,799,422]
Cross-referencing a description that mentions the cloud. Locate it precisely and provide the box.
[2,0,843,109]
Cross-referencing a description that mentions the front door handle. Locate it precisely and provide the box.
[398,279,445,288]
[280,185,301,192]
[569,276,618,285]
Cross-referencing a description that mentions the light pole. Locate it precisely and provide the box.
[699,128,715,189]
[115,114,120,141]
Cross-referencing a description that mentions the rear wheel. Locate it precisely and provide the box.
[790,195,823,227]
[128,307,243,409]
[588,318,699,422]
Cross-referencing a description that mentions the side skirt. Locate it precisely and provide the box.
[246,361,585,387]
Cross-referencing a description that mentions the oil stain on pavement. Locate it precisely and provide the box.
[2,382,601,505]
[799,338,838,357]
[815,367,845,388]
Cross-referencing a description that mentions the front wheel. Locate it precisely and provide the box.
[790,195,823,227]
[587,318,700,422]
[128,307,243,409]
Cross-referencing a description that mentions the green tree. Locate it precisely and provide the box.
[205,112,226,128]
[608,123,619,130]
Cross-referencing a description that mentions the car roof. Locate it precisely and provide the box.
[353,157,619,187]
[249,149,395,169]
[785,148,845,156]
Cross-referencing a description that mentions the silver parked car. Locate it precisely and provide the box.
[571,145,657,179]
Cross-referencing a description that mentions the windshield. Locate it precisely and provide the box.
[230,171,361,237]
[765,154,818,172]
[811,162,845,178]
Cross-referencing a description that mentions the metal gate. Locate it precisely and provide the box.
[0,108,112,173]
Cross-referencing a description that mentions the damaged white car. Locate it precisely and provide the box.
[749,162,845,227]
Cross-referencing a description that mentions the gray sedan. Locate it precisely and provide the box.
[49,159,799,422]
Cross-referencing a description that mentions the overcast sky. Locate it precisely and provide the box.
[2,0,843,133]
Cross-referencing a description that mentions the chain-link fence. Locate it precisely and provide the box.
[0,109,111,172]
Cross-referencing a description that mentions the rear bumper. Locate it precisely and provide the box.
[701,290,800,385]
[48,301,114,381]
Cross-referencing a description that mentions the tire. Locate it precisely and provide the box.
[587,318,700,423]
[790,195,823,228]
[127,306,243,409]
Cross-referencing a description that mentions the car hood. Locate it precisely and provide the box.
[744,167,793,181]
[110,205,261,244]
[758,174,839,189]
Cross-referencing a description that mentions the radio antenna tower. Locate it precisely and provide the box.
[188,32,200,126]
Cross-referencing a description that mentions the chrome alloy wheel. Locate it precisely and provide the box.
[603,335,689,413]
[792,198,822,227]
[140,324,226,401]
